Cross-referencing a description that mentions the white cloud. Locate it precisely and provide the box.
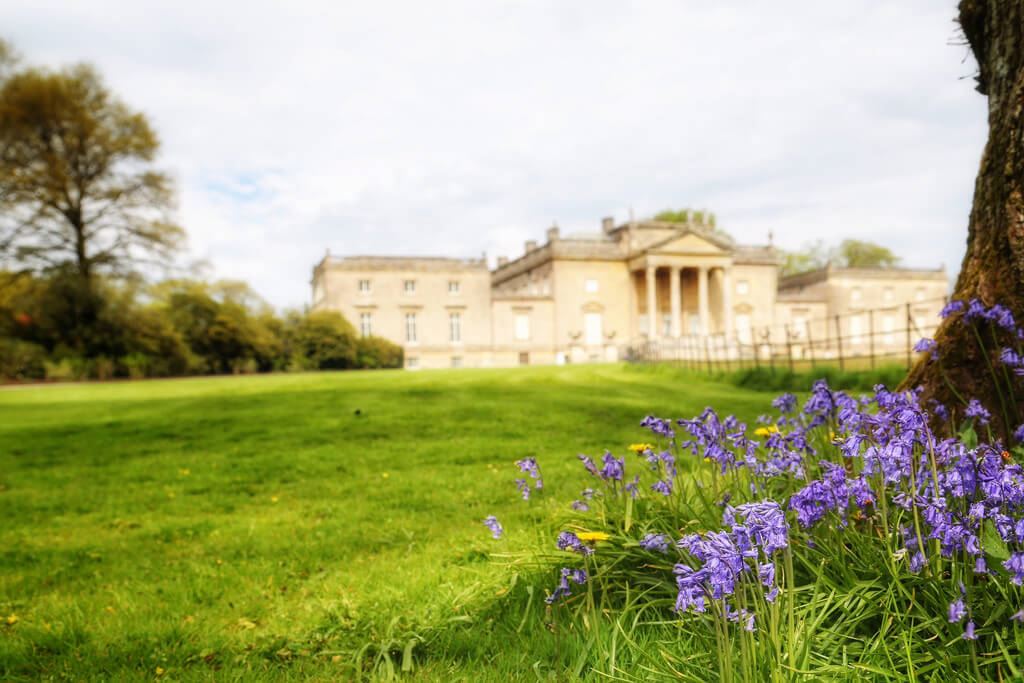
[7,0,984,307]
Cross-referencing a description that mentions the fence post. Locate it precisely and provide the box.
[835,315,845,372]
[805,320,815,370]
[784,324,795,373]
[703,336,711,373]
[868,309,876,370]
[905,302,913,369]
[766,327,775,372]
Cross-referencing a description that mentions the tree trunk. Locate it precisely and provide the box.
[902,0,1024,439]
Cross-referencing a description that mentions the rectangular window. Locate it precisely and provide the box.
[736,280,750,296]
[735,313,752,344]
[405,313,417,342]
[359,312,372,338]
[850,314,863,344]
[851,287,862,303]
[448,280,460,294]
[585,312,604,345]
[518,352,530,366]
[358,279,371,293]
[449,312,461,342]
[404,280,416,294]
[451,356,463,368]
[406,357,419,369]
[585,278,598,293]
[883,287,894,302]
[515,314,530,340]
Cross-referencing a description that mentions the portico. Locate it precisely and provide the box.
[633,258,734,341]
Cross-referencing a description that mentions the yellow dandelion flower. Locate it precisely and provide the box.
[576,531,611,543]
[628,443,655,454]
[382,472,390,479]
[5,614,17,626]
[179,468,190,476]
[270,496,279,503]
[155,666,165,676]
[754,425,780,437]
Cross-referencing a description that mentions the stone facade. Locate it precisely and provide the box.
[310,218,949,369]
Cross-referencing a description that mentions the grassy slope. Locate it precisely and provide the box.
[0,365,773,681]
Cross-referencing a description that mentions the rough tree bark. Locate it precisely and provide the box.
[902,0,1024,438]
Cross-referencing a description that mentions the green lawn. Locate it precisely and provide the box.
[0,364,775,681]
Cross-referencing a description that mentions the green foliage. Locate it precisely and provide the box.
[653,208,730,240]
[724,364,908,392]
[781,238,902,276]
[0,271,397,381]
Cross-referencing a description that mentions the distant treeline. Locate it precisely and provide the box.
[0,270,403,381]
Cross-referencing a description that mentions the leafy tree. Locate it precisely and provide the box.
[0,60,183,286]
[835,239,900,268]
[285,310,360,370]
[904,0,1024,438]
[653,208,731,241]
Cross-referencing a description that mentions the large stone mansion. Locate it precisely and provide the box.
[310,216,949,369]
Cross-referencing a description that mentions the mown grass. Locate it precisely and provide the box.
[0,364,775,680]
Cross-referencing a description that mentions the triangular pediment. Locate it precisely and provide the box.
[644,229,731,256]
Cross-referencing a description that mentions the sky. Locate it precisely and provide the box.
[6,1,985,309]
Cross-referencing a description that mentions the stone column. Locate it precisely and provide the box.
[669,266,681,337]
[697,266,709,336]
[645,265,658,339]
[722,267,734,338]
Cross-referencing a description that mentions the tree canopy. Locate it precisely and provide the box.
[779,238,901,276]
[0,60,183,284]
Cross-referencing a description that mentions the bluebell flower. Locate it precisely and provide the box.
[914,338,939,360]
[571,499,590,512]
[557,531,594,556]
[1015,424,1024,444]
[483,515,503,539]
[963,621,977,640]
[1000,347,1024,368]
[515,478,531,501]
[600,451,625,482]
[965,399,991,426]
[625,476,640,498]
[640,415,675,439]
[545,567,587,604]
[940,300,964,318]
[948,598,966,623]
[1004,552,1024,585]
[578,454,599,477]
[640,533,670,553]
[772,393,798,414]
[516,457,543,490]
[651,479,673,496]
[673,563,707,614]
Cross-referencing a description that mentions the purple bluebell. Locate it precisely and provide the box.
[965,399,991,426]
[557,531,594,556]
[571,499,589,512]
[772,393,798,414]
[545,567,587,604]
[673,564,708,614]
[948,598,966,623]
[989,304,1017,331]
[940,300,965,318]
[625,475,640,498]
[600,451,625,482]
[1012,610,1024,623]
[578,454,599,477]
[515,478,530,501]
[963,621,977,640]
[914,338,939,360]
[651,479,673,496]
[640,533,670,553]
[1015,424,1024,444]
[640,415,675,439]
[483,515,504,539]
[1004,552,1024,585]
[1000,347,1024,368]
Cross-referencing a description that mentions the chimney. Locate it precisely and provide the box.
[525,240,538,253]
[546,225,560,242]
[601,216,615,233]
[497,256,508,267]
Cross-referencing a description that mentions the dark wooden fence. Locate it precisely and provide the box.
[623,296,947,373]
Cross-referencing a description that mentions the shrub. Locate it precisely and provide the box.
[0,339,46,380]
[356,336,403,369]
